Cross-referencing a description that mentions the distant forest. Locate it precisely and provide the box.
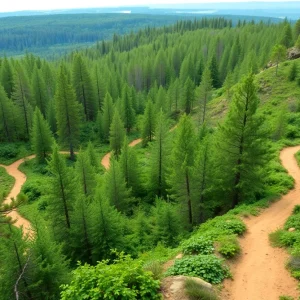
[0,13,283,57]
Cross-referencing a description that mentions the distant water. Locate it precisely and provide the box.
[117,10,132,14]
[175,10,218,14]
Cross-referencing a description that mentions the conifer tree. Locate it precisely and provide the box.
[281,23,293,48]
[154,49,168,87]
[121,85,136,133]
[167,78,181,114]
[31,66,48,116]
[141,100,156,146]
[55,65,82,160]
[216,73,268,208]
[1,57,14,98]
[182,77,195,114]
[72,54,97,121]
[90,188,125,261]
[31,107,54,163]
[102,92,114,142]
[223,72,235,100]
[109,108,125,157]
[47,145,75,243]
[271,44,287,76]
[168,114,196,226]
[104,157,133,213]
[155,85,167,113]
[289,61,298,81]
[0,84,18,141]
[209,55,221,88]
[93,64,106,111]
[148,110,170,198]
[197,68,212,126]
[120,137,142,196]
[12,62,32,139]
[86,141,99,170]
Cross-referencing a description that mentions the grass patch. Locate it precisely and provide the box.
[0,166,14,201]
[184,278,218,300]
[217,235,241,259]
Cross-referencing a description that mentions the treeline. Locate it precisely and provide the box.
[0,18,299,299]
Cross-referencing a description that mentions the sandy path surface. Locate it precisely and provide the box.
[221,145,300,300]
[101,138,142,170]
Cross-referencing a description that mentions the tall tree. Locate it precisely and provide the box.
[55,65,82,160]
[271,44,287,76]
[168,114,196,226]
[72,54,97,121]
[109,108,125,157]
[182,77,195,114]
[141,100,156,146]
[216,73,268,208]
[121,85,136,133]
[31,107,53,163]
[102,92,114,142]
[1,57,14,98]
[209,55,221,88]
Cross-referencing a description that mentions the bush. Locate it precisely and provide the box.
[279,296,294,300]
[182,237,214,255]
[287,255,300,271]
[217,219,246,235]
[22,181,42,202]
[284,215,300,230]
[166,255,230,284]
[60,254,161,300]
[293,205,300,215]
[0,144,18,159]
[217,235,241,258]
[269,229,285,247]
[184,278,218,300]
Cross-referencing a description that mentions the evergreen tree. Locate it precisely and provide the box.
[168,114,196,226]
[109,108,125,157]
[167,78,181,114]
[216,73,268,208]
[121,85,136,133]
[281,23,293,48]
[197,68,212,126]
[31,107,54,163]
[47,145,75,244]
[289,61,298,81]
[223,72,235,100]
[141,100,156,146]
[148,110,170,198]
[31,66,48,116]
[55,65,82,160]
[154,49,168,87]
[93,64,106,111]
[104,157,133,213]
[155,85,167,113]
[72,54,97,121]
[182,77,195,114]
[1,57,14,98]
[102,92,114,142]
[209,55,221,88]
[86,141,99,170]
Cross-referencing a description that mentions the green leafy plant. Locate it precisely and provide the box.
[184,278,218,300]
[60,253,161,300]
[293,205,300,215]
[143,260,163,280]
[182,237,214,255]
[284,215,300,230]
[279,296,294,300]
[166,255,230,284]
[217,235,241,258]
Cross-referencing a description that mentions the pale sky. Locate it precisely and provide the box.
[0,0,299,13]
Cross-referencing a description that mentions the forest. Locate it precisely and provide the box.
[1,16,300,299]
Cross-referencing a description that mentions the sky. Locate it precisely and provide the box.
[1,0,299,13]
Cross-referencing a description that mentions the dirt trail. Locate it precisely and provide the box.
[222,145,300,300]
[101,138,142,170]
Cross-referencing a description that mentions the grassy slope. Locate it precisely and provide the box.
[0,166,14,201]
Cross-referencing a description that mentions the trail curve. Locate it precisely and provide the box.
[221,145,300,300]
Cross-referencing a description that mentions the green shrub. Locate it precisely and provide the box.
[0,144,18,159]
[285,215,300,230]
[279,296,294,300]
[22,181,42,202]
[293,205,300,215]
[143,260,163,280]
[217,219,246,235]
[182,237,214,255]
[218,235,241,258]
[166,255,230,284]
[60,254,161,300]
[269,229,285,247]
[184,278,218,300]
[287,255,300,271]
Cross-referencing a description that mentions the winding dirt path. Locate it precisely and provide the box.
[221,145,300,300]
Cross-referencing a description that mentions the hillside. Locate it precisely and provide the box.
[0,17,300,299]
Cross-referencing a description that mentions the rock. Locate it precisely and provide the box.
[170,276,212,294]
[288,227,296,232]
[288,47,300,60]
[175,253,183,259]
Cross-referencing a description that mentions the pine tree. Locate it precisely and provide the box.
[12,62,32,139]
[72,54,97,121]
[121,85,136,133]
[182,77,195,114]
[47,145,75,243]
[154,49,168,87]
[55,65,82,160]
[141,100,156,146]
[109,108,125,157]
[209,55,221,88]
[281,23,293,48]
[86,141,99,170]
[31,107,54,163]
[104,157,133,213]
[154,85,167,113]
[197,68,212,126]
[289,61,298,81]
[120,137,142,196]
[1,57,14,98]
[90,188,125,261]
[148,110,170,198]
[216,73,268,208]
[223,72,235,100]
[167,78,181,114]
[93,64,106,111]
[102,92,114,142]
[168,114,196,226]
[31,66,49,116]
[29,219,70,299]
[0,84,18,141]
